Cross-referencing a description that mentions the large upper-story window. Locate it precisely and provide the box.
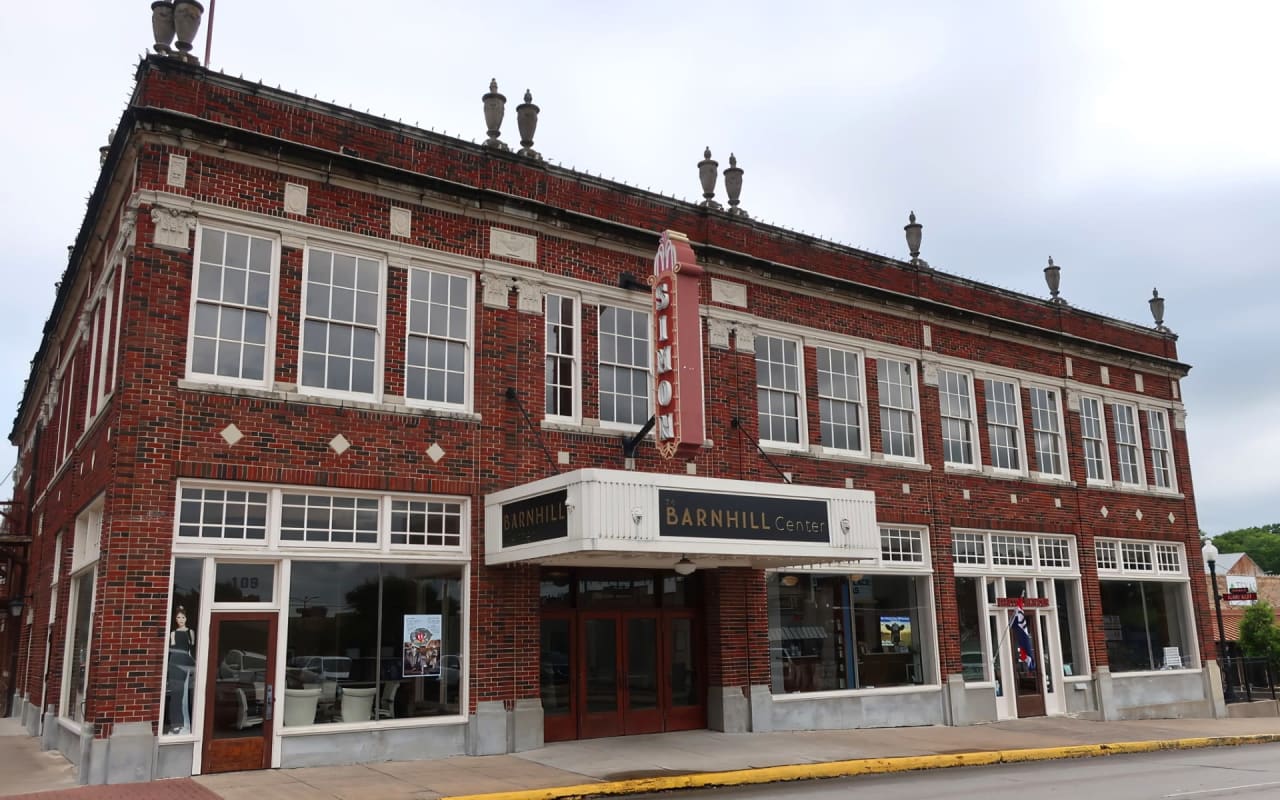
[1110,402,1144,486]
[406,267,471,409]
[756,335,803,446]
[1078,395,1110,485]
[545,294,579,420]
[938,368,978,468]
[598,305,649,426]
[983,378,1024,472]
[190,226,276,385]
[816,345,863,453]
[301,247,381,397]
[1147,409,1176,491]
[1029,386,1066,478]
[876,358,918,460]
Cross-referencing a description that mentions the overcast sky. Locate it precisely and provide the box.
[1,2,1276,536]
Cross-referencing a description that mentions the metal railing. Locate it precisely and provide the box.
[1224,656,1278,703]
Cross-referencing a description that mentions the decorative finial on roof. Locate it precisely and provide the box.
[724,153,747,217]
[482,78,509,151]
[698,148,721,210]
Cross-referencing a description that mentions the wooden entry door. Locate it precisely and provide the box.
[579,611,664,738]
[202,613,276,773]
[1009,609,1046,718]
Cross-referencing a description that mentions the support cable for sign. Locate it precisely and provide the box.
[729,418,792,484]
[504,388,560,474]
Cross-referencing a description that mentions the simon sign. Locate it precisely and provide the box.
[651,230,706,459]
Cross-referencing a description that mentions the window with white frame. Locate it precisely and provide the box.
[390,499,464,548]
[544,294,578,420]
[55,358,76,468]
[301,247,381,396]
[954,531,1075,571]
[1147,409,1175,490]
[881,527,926,563]
[63,499,103,723]
[177,487,269,541]
[1096,538,1192,672]
[85,269,121,423]
[756,334,803,445]
[598,305,650,426]
[1079,395,1110,484]
[938,369,978,467]
[1029,386,1066,477]
[984,378,1023,471]
[280,493,380,545]
[816,345,864,452]
[953,532,986,565]
[1110,403,1143,486]
[406,267,470,408]
[191,227,276,385]
[876,358,918,459]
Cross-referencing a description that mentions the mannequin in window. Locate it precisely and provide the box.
[167,606,196,734]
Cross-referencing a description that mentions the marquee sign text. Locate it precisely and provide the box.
[651,230,706,459]
[658,489,829,542]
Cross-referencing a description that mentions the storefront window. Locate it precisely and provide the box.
[285,561,462,726]
[65,570,95,722]
[956,577,985,681]
[163,558,203,735]
[1099,580,1191,672]
[1055,580,1082,677]
[768,573,928,693]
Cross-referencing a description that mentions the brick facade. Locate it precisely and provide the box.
[4,56,1213,778]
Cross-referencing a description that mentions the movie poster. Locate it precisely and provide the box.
[403,614,442,678]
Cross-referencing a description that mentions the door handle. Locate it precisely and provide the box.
[264,684,274,721]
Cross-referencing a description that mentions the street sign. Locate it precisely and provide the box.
[1222,591,1258,601]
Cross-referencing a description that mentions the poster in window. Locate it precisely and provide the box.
[403,614,442,678]
[880,615,911,650]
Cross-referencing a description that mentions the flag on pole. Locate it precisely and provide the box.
[1013,598,1036,671]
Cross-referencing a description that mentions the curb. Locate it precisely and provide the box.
[440,734,1280,800]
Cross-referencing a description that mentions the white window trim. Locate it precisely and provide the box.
[1095,538,1186,579]
[980,375,1027,477]
[173,480,469,560]
[754,332,808,451]
[1109,401,1147,489]
[1027,384,1069,481]
[1144,407,1178,493]
[1078,394,1113,487]
[874,355,922,464]
[543,292,581,424]
[938,367,981,470]
[186,223,282,391]
[951,529,1080,577]
[297,242,386,403]
[814,343,870,459]
[403,263,475,414]
[595,302,652,433]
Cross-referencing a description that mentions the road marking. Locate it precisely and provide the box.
[1167,780,1280,797]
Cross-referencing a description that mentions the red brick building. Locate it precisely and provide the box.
[4,40,1220,784]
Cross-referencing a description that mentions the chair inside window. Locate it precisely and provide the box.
[235,687,264,729]
[376,680,401,719]
[1162,646,1183,669]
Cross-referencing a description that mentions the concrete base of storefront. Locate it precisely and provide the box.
[707,686,750,733]
[466,700,543,756]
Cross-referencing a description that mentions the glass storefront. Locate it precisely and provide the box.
[767,573,929,692]
[1100,579,1192,672]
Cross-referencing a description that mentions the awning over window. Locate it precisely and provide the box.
[485,468,879,570]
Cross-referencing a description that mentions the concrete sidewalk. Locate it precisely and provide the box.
[5,715,1280,800]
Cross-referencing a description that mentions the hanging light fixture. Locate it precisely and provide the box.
[673,556,697,576]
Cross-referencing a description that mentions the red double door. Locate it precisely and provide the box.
[542,609,704,742]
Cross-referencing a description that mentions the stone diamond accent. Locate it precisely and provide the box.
[329,434,351,455]
[902,483,911,495]
[963,489,971,500]
[1010,494,1018,505]
[1100,506,1109,518]
[1168,512,1176,524]
[1054,498,1062,508]
[426,442,445,463]
[1135,509,1144,520]
[221,424,244,446]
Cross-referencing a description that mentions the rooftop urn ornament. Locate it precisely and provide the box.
[172,0,205,64]
[1044,256,1063,302]
[724,153,747,217]
[1149,287,1168,331]
[698,147,722,210]
[482,79,509,151]
[516,90,542,160]
[904,211,926,267]
[151,1,176,55]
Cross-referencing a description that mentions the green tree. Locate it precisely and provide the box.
[1210,524,1280,574]
[1238,601,1280,669]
